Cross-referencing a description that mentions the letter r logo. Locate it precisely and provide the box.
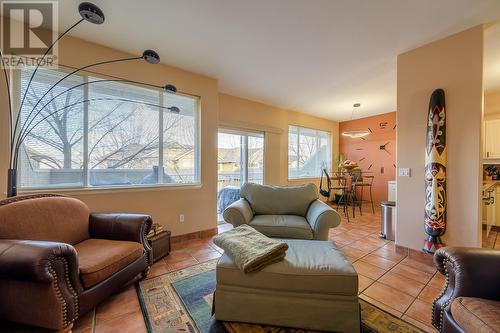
[1,1,57,56]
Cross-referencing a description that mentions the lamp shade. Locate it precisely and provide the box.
[143,50,160,64]
[164,84,177,93]
[78,2,105,24]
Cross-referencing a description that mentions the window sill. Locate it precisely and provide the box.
[18,183,203,196]
[288,177,321,181]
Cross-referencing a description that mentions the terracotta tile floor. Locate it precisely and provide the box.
[330,206,441,333]
[4,206,444,333]
[482,227,500,249]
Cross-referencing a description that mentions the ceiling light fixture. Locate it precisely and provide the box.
[341,103,371,138]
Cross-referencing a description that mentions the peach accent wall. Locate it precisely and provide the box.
[397,25,483,251]
[218,93,340,190]
[339,112,396,204]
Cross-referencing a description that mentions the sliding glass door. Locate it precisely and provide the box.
[217,129,264,221]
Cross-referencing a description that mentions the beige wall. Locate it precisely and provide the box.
[485,90,500,118]
[218,93,339,190]
[0,35,220,237]
[396,25,483,250]
[0,30,339,236]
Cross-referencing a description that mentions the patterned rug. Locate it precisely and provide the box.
[136,260,424,333]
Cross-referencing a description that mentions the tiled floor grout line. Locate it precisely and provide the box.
[356,243,408,317]
[74,208,440,333]
[402,271,438,319]
[334,225,440,325]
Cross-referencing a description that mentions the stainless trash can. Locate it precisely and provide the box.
[380,201,396,241]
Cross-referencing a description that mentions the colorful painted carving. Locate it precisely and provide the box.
[423,89,447,254]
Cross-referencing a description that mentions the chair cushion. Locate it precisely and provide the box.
[75,239,143,289]
[240,183,318,216]
[217,239,358,296]
[249,215,313,239]
[451,297,500,333]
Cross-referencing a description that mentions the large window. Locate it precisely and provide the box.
[17,67,200,189]
[288,125,331,179]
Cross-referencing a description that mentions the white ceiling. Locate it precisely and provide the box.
[56,0,500,121]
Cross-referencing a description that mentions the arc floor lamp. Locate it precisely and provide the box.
[1,2,178,197]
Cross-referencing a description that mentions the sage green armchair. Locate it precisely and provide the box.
[223,183,340,240]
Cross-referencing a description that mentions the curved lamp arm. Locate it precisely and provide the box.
[19,77,175,145]
[14,0,106,143]
[15,19,84,132]
[17,56,141,145]
[18,79,131,140]
[0,50,13,153]
[14,96,180,167]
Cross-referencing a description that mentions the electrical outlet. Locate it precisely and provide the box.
[179,214,185,223]
[398,167,411,177]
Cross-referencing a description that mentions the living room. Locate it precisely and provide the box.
[0,1,499,333]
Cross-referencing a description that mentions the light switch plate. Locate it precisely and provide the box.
[398,167,411,177]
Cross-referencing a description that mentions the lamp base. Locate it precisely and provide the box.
[7,168,17,197]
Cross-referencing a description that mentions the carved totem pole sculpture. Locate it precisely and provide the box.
[423,89,447,253]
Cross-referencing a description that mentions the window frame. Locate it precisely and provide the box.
[287,124,332,180]
[14,67,202,192]
[217,128,266,187]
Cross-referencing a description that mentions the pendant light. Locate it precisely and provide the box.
[341,103,370,138]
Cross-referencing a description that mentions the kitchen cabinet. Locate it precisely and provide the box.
[484,119,500,159]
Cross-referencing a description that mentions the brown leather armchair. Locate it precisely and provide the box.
[432,247,500,333]
[0,194,152,332]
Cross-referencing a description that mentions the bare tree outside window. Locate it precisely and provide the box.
[18,68,200,189]
[288,125,331,179]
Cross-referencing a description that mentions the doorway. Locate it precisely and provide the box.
[217,129,264,222]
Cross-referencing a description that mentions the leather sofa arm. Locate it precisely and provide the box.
[306,200,340,240]
[432,247,500,330]
[89,213,153,263]
[89,213,152,243]
[0,240,81,330]
[223,199,254,227]
[0,239,79,284]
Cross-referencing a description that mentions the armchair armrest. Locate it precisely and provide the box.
[0,239,79,284]
[0,240,81,329]
[306,200,340,240]
[432,247,500,330]
[89,213,152,243]
[89,213,153,263]
[223,199,254,227]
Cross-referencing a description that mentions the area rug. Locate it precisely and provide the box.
[136,260,424,333]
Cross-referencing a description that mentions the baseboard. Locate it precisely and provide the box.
[171,227,218,243]
[482,224,500,232]
[395,244,434,266]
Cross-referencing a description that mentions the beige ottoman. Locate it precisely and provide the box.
[214,239,360,332]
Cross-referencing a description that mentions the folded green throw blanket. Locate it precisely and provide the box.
[213,225,288,273]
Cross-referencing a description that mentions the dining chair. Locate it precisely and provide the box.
[351,174,375,215]
[324,170,350,222]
